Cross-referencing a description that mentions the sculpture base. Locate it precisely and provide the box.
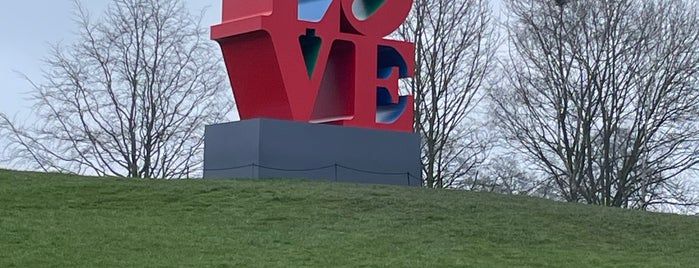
[203,119,421,186]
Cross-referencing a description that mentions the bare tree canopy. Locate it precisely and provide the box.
[0,0,233,178]
[399,0,498,188]
[493,0,699,209]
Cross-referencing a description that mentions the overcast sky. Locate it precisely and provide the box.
[0,0,504,119]
[0,0,222,118]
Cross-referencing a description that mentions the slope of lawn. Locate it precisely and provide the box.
[1,169,698,267]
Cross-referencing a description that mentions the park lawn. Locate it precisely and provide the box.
[1,169,698,267]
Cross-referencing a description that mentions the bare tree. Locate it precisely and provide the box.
[492,0,699,209]
[0,0,233,178]
[463,154,557,197]
[398,0,498,188]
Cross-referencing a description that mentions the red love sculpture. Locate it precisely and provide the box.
[211,0,415,132]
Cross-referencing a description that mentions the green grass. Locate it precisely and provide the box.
[1,170,698,267]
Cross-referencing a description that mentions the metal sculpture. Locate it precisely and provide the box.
[212,0,415,132]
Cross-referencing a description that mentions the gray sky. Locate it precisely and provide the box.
[0,0,222,117]
[0,0,504,118]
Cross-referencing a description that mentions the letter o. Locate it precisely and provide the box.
[341,0,413,37]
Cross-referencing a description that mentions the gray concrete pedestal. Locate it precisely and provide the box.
[203,119,422,186]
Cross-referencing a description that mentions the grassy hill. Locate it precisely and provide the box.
[1,170,698,267]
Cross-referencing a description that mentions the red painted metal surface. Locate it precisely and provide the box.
[212,0,415,132]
